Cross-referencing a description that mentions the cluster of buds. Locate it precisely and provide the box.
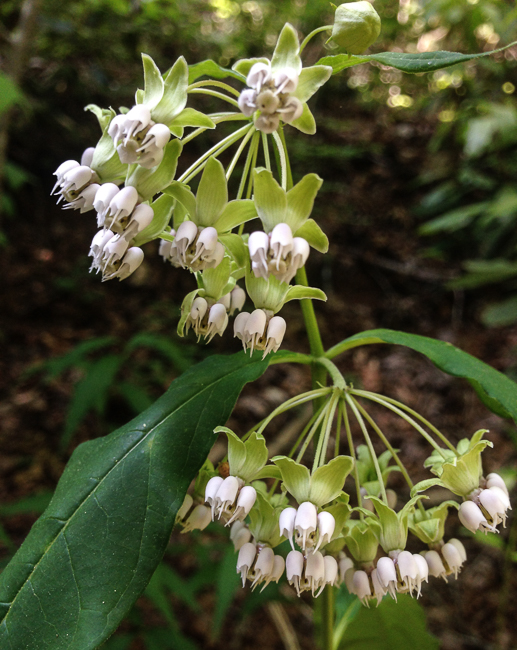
[52,152,99,213]
[108,105,171,169]
[238,61,303,134]
[237,543,285,591]
[184,287,246,342]
[159,223,225,272]
[249,223,310,284]
[234,309,286,357]
[205,476,258,526]
[458,473,511,534]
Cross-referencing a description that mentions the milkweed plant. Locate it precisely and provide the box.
[2,3,517,649]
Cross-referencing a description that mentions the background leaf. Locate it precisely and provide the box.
[327,329,517,422]
[0,352,268,650]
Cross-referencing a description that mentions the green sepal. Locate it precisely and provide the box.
[293,65,332,103]
[198,257,232,301]
[170,126,184,139]
[85,104,115,132]
[253,168,288,233]
[215,199,257,233]
[220,233,248,270]
[408,501,459,545]
[126,139,183,200]
[294,219,329,253]
[189,59,246,84]
[366,495,425,553]
[133,194,175,246]
[284,285,327,304]
[135,89,144,104]
[271,456,311,504]
[195,157,228,227]
[142,54,165,110]
[152,56,188,124]
[253,465,282,481]
[232,57,270,77]
[193,459,217,501]
[330,1,381,55]
[342,519,379,563]
[177,289,199,337]
[309,456,354,507]
[90,130,127,184]
[410,478,442,498]
[356,445,398,486]
[163,181,197,217]
[290,103,317,135]
[169,107,215,130]
[248,491,283,547]
[286,173,323,231]
[271,23,302,75]
[214,427,269,482]
[246,272,289,313]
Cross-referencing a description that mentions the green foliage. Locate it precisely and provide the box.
[339,595,439,649]
[0,352,268,650]
[328,328,517,422]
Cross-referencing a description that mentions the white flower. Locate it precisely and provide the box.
[315,511,336,552]
[395,551,419,596]
[214,476,241,519]
[226,485,257,525]
[376,556,398,600]
[118,203,154,242]
[247,62,272,90]
[371,569,387,606]
[441,541,464,579]
[105,186,139,233]
[278,97,303,124]
[230,521,252,551]
[237,542,257,587]
[459,500,496,534]
[412,553,429,597]
[52,160,80,195]
[279,507,297,550]
[248,231,270,279]
[294,501,318,551]
[486,473,508,495]
[242,309,267,354]
[102,247,144,282]
[89,229,115,273]
[261,555,285,591]
[176,494,194,523]
[250,546,275,590]
[273,67,298,94]
[286,550,304,596]
[94,183,120,228]
[181,504,212,533]
[254,113,280,134]
[136,123,171,168]
[339,555,355,585]
[351,570,372,605]
[205,476,224,517]
[448,538,467,563]
[248,225,310,284]
[233,309,287,358]
[479,488,509,527]
[102,236,129,273]
[424,550,447,581]
[229,286,246,315]
[323,555,339,588]
[255,90,280,115]
[305,550,326,596]
[81,147,95,167]
[53,164,97,206]
[62,183,100,213]
[238,89,258,117]
[186,297,209,336]
[264,317,287,356]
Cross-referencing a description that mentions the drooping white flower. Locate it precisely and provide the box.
[229,286,246,315]
[214,476,241,520]
[279,507,297,550]
[234,310,287,358]
[191,227,219,266]
[273,67,299,94]
[286,550,305,596]
[351,570,372,605]
[305,550,326,596]
[248,231,270,279]
[118,203,154,242]
[136,123,171,169]
[52,160,80,195]
[205,476,224,518]
[278,96,303,124]
[339,555,355,585]
[371,568,387,606]
[242,309,268,354]
[102,246,144,282]
[448,538,467,563]
[486,473,508,495]
[424,550,447,581]
[237,542,257,587]
[187,297,209,336]
[62,183,100,213]
[53,165,98,206]
[226,485,257,525]
[376,556,398,600]
[250,546,275,590]
[479,488,509,527]
[89,229,115,273]
[264,317,286,356]
[238,89,257,117]
[323,555,339,589]
[315,511,336,552]
[294,501,318,551]
[102,236,129,273]
[230,521,252,551]
[260,555,285,591]
[94,183,120,228]
[441,542,463,579]
[81,147,95,168]
[247,62,272,90]
[395,550,419,596]
[205,303,229,343]
[254,113,280,134]
[458,500,496,534]
[412,553,429,597]
[105,186,139,233]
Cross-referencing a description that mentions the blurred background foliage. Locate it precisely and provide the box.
[1,1,517,648]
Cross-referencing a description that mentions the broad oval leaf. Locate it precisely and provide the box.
[326,328,517,423]
[0,352,268,650]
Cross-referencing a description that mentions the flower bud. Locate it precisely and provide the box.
[232,526,252,551]
[339,556,355,585]
[441,542,463,579]
[181,504,212,533]
[229,286,246,315]
[486,473,508,495]
[81,147,95,168]
[448,538,467,563]
[255,90,280,115]
[218,293,232,311]
[323,555,339,588]
[279,507,297,549]
[294,501,318,551]
[331,1,381,55]
[352,570,371,604]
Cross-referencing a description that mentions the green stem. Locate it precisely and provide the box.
[313,391,340,470]
[296,400,330,463]
[226,125,255,180]
[342,400,363,512]
[188,87,240,108]
[180,113,248,146]
[334,400,342,457]
[187,79,241,97]
[236,130,260,202]
[272,130,287,190]
[289,401,328,459]
[299,25,333,54]
[178,123,250,183]
[320,586,335,650]
[262,132,271,171]
[257,388,332,435]
[352,389,458,455]
[314,357,346,389]
[277,125,293,194]
[345,394,389,505]
[349,389,449,458]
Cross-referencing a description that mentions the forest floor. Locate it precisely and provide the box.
[1,103,516,650]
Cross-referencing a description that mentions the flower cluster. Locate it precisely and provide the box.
[238,61,303,134]
[458,473,511,534]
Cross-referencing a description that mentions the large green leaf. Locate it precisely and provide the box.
[340,595,439,649]
[0,352,268,650]
[318,41,517,75]
[326,329,517,422]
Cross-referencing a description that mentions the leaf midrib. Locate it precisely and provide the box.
[0,361,255,626]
